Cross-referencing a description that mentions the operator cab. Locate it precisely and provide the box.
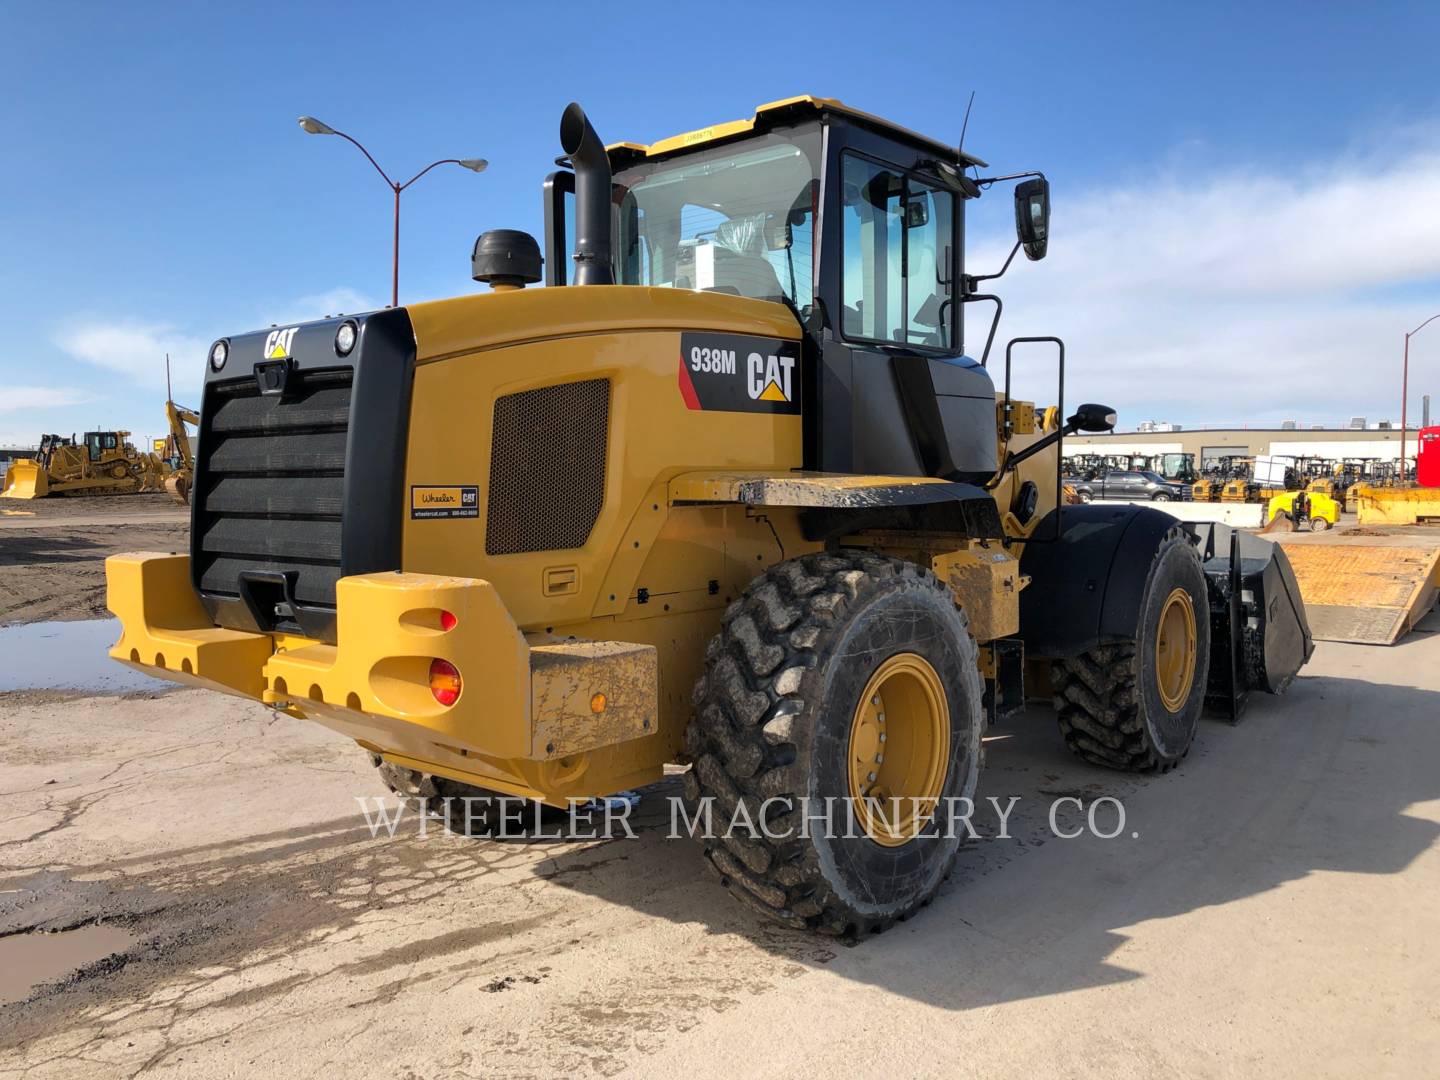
[84,431,120,461]
[543,96,1055,482]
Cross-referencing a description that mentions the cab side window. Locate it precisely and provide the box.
[841,154,954,350]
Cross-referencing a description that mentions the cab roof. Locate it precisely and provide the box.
[605,95,988,169]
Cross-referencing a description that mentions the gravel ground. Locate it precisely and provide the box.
[0,496,187,625]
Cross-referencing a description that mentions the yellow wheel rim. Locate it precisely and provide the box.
[847,653,950,847]
[1155,587,1198,713]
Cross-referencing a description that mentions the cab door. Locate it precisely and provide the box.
[811,134,995,482]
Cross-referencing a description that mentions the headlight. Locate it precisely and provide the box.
[334,320,357,356]
[209,340,229,371]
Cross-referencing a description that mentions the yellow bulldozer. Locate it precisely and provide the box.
[2,430,164,498]
[105,98,1313,936]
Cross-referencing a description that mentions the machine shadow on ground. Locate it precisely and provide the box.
[538,660,1440,1009]
[0,533,107,567]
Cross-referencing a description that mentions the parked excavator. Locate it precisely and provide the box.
[162,399,200,504]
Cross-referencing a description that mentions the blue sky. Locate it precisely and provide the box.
[4,0,1440,444]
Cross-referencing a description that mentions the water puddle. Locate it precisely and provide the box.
[0,619,173,694]
[0,924,137,1005]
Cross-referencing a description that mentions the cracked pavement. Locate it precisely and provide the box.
[1,611,1439,1077]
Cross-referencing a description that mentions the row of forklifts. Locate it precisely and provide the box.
[1067,439,1440,531]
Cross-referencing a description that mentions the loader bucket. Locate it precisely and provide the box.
[164,470,191,505]
[1259,510,1296,534]
[0,460,48,499]
[1187,523,1314,720]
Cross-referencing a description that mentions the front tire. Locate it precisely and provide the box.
[683,552,984,936]
[1051,528,1211,772]
[1152,492,1172,502]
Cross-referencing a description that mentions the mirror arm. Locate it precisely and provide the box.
[984,417,1081,490]
[963,241,1022,294]
[974,169,1046,188]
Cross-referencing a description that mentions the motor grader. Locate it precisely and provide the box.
[105,98,1312,936]
[2,430,164,498]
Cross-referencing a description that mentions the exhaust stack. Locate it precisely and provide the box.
[559,103,614,286]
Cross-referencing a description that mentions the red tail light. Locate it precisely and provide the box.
[428,658,461,706]
[439,610,457,631]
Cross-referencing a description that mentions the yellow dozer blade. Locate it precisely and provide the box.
[0,459,49,499]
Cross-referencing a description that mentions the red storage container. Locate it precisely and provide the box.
[1418,425,1440,488]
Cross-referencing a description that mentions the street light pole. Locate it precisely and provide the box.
[1401,313,1440,479]
[297,117,487,308]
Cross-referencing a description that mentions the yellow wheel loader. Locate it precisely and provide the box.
[105,98,1313,936]
[2,430,163,498]
[1263,490,1339,532]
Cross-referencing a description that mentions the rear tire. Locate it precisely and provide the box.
[1309,516,1331,532]
[1051,528,1210,772]
[683,552,984,937]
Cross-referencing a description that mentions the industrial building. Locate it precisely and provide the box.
[0,445,37,469]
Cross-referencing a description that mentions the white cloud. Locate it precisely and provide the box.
[55,321,209,392]
[973,135,1440,428]
[52,286,381,400]
[0,386,92,412]
[261,287,380,327]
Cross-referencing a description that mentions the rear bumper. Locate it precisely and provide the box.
[105,553,658,799]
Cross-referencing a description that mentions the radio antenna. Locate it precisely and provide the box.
[957,91,976,162]
[165,353,172,403]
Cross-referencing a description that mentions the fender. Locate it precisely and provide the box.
[668,471,1005,541]
[1016,503,1183,658]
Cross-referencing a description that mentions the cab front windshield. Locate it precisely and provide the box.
[613,128,821,312]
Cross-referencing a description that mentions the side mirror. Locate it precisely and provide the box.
[1014,177,1049,261]
[904,198,930,229]
[1069,403,1116,433]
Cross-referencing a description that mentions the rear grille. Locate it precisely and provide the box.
[486,379,610,555]
[194,368,351,608]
